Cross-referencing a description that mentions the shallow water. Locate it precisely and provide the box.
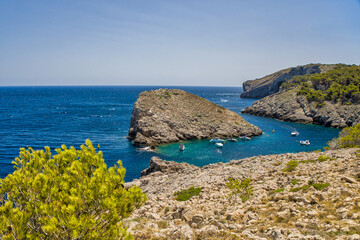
[0,86,340,181]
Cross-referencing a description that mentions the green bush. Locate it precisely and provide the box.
[312,183,330,190]
[226,177,253,202]
[174,187,202,201]
[300,159,316,164]
[290,182,330,192]
[317,155,331,162]
[164,91,171,97]
[327,123,360,149]
[291,179,299,185]
[270,188,284,194]
[0,140,147,239]
[283,159,299,172]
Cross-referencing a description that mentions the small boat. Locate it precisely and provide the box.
[228,138,238,142]
[137,146,153,152]
[291,131,299,136]
[240,135,251,140]
[179,144,185,151]
[272,129,275,133]
[215,143,223,148]
[221,99,228,103]
[300,140,310,146]
[210,138,225,143]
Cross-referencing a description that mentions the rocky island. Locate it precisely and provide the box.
[128,89,262,147]
[242,65,360,128]
[240,64,339,99]
[125,148,360,239]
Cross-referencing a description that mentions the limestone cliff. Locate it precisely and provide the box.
[242,88,360,128]
[128,89,262,147]
[125,149,360,239]
[240,64,338,99]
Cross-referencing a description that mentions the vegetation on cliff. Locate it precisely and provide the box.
[328,123,360,149]
[242,65,360,127]
[241,63,339,99]
[0,140,146,239]
[282,65,360,106]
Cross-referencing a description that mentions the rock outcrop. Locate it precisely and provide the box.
[242,89,360,128]
[125,148,360,239]
[141,156,198,177]
[128,89,262,147]
[240,64,338,99]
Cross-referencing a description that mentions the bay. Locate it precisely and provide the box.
[0,86,340,181]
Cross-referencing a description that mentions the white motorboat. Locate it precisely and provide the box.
[221,99,228,102]
[137,146,153,152]
[215,143,223,148]
[210,138,225,143]
[240,135,251,140]
[291,131,299,136]
[300,140,310,145]
[228,138,238,142]
[179,144,185,151]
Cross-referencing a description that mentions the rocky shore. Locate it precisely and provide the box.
[242,89,360,128]
[128,89,262,147]
[125,148,360,240]
[240,64,338,99]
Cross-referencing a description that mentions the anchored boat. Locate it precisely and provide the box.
[215,143,223,148]
[300,140,310,146]
[210,137,225,143]
[291,131,299,136]
[240,135,251,140]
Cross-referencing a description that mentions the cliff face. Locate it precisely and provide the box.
[240,64,337,99]
[242,89,360,128]
[128,89,262,147]
[125,149,360,239]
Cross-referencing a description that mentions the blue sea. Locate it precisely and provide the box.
[0,86,340,181]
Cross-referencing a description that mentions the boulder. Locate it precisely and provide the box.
[141,156,198,176]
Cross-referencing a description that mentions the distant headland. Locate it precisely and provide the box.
[242,64,360,128]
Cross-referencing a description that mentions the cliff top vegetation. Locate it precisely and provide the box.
[281,65,360,105]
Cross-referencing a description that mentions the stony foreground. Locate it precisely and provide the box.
[125,148,360,240]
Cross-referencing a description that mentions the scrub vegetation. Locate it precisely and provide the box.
[282,65,360,105]
[0,140,147,240]
[327,123,360,149]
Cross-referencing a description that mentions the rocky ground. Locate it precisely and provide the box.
[128,89,262,147]
[242,89,360,128]
[125,148,360,240]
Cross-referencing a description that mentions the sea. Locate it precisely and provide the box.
[0,86,341,182]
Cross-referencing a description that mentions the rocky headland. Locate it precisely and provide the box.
[128,89,262,147]
[240,64,338,99]
[242,65,360,128]
[125,148,360,240]
[241,89,360,128]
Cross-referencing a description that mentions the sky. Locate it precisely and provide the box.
[0,0,359,86]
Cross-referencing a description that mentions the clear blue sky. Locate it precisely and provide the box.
[0,0,359,86]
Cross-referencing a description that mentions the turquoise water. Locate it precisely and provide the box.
[157,118,340,166]
[157,88,341,165]
[0,86,341,181]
